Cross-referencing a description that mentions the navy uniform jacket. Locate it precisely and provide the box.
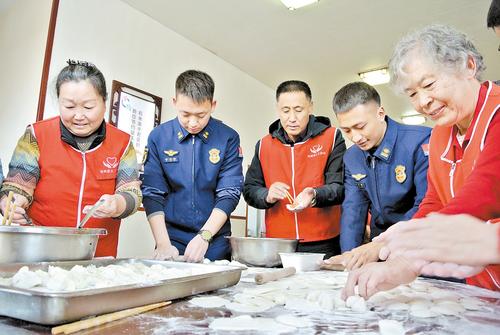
[340,117,431,252]
[141,117,244,260]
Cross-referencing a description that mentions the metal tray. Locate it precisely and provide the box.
[0,258,242,325]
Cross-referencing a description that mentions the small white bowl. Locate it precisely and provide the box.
[279,252,325,272]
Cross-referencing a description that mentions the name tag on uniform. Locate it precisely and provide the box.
[165,157,179,163]
[164,149,179,163]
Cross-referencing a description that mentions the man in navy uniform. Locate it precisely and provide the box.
[323,82,431,270]
[141,70,243,262]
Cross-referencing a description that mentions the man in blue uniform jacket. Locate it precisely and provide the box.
[323,82,431,271]
[141,70,244,262]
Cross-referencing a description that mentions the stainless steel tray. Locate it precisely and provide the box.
[0,258,242,325]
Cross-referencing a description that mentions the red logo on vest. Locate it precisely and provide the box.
[103,157,118,169]
[308,144,325,158]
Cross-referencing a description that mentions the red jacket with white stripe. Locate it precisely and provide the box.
[29,117,131,257]
[415,82,500,291]
[259,126,342,242]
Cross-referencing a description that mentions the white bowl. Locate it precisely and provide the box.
[279,252,325,272]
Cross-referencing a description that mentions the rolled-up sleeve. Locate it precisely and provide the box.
[214,133,243,216]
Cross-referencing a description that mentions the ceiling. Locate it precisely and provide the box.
[121,0,499,125]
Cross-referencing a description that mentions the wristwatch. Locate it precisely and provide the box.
[310,188,317,207]
[198,229,213,243]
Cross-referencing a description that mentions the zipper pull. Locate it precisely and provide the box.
[449,162,456,177]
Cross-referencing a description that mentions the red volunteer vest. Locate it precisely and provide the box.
[259,127,341,242]
[29,117,131,257]
[428,82,500,291]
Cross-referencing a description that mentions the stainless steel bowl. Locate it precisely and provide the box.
[226,236,298,267]
[0,226,107,263]
[279,252,325,272]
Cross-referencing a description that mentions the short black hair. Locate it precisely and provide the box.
[332,82,381,114]
[276,80,312,101]
[175,70,215,103]
[487,0,500,28]
[56,60,107,100]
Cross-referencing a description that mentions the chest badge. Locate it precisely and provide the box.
[164,150,179,157]
[352,173,367,181]
[395,165,407,183]
[209,148,221,164]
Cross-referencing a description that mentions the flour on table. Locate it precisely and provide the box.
[189,296,230,308]
[209,315,296,333]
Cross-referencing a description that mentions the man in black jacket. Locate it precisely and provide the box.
[243,80,346,258]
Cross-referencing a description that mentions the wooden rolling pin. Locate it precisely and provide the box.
[51,301,171,334]
[255,267,296,285]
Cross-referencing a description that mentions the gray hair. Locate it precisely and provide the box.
[175,70,215,103]
[56,60,107,100]
[389,24,485,93]
[332,81,381,114]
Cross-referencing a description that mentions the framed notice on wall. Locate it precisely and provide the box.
[109,80,162,167]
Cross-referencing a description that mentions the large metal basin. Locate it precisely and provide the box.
[226,236,298,267]
[0,226,107,263]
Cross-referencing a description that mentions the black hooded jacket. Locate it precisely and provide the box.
[243,115,345,209]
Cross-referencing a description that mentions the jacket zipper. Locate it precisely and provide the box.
[371,156,381,212]
[290,145,299,240]
[449,162,456,198]
[191,135,195,212]
[76,152,87,227]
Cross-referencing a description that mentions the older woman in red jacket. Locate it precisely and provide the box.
[343,24,500,299]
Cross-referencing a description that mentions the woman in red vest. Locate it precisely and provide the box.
[0,60,141,257]
[343,24,500,299]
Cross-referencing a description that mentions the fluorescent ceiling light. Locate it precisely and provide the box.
[401,112,426,125]
[280,0,319,10]
[358,67,390,86]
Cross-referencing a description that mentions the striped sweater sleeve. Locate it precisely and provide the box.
[0,127,40,204]
[115,141,142,218]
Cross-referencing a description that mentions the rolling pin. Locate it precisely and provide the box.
[255,267,296,285]
[51,301,171,334]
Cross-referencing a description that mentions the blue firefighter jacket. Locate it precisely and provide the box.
[141,117,243,260]
[340,117,431,252]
